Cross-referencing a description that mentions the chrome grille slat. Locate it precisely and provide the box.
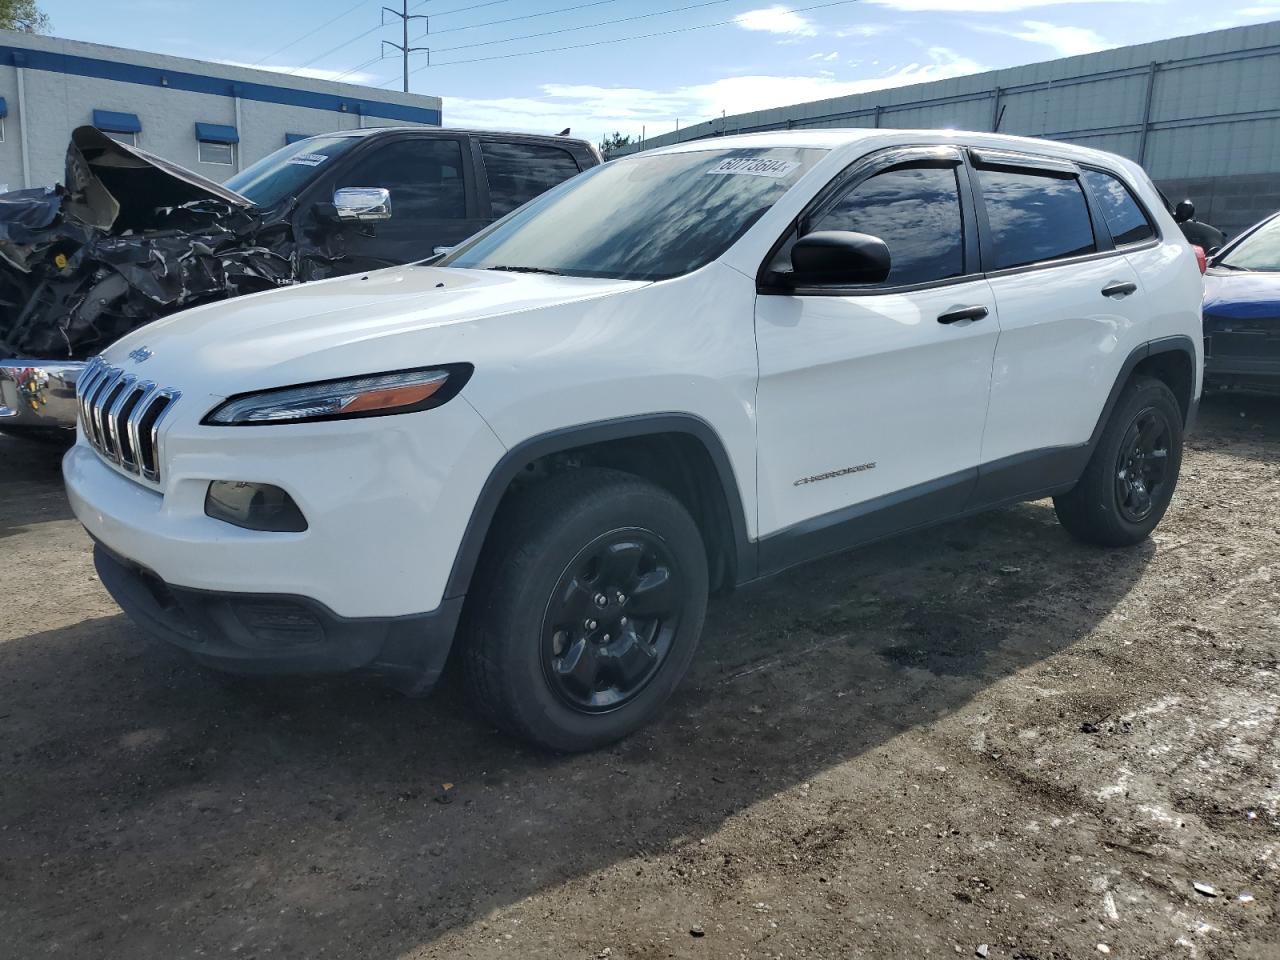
[76,357,180,484]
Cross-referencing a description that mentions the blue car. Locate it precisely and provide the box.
[1203,211,1280,396]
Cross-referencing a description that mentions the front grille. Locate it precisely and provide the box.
[76,356,180,482]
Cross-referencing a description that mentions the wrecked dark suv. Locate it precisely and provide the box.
[0,125,600,435]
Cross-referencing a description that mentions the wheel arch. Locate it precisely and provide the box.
[1089,335,1199,449]
[443,414,756,601]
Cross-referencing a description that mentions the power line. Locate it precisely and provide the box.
[421,0,740,56]
[323,0,519,86]
[253,0,371,65]
[408,0,859,73]
[295,0,435,70]
[416,0,622,39]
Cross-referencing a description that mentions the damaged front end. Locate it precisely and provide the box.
[0,126,344,364]
[0,127,353,434]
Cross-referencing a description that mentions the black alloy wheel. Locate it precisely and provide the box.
[1114,407,1172,523]
[542,530,682,713]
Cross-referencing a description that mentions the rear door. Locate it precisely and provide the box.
[754,147,999,554]
[972,152,1148,470]
[476,138,585,221]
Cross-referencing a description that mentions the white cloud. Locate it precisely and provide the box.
[733,5,819,36]
[871,0,1141,10]
[214,59,379,86]
[1238,1,1280,13]
[835,24,891,37]
[987,19,1113,56]
[440,48,984,139]
[808,51,841,61]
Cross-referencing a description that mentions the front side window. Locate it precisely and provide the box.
[806,165,965,286]
[1082,168,1154,246]
[979,168,1096,270]
[1215,215,1280,272]
[198,140,235,166]
[441,147,825,282]
[481,141,582,218]
[224,135,359,207]
[333,138,466,220]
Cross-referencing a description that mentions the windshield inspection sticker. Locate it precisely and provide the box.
[286,153,330,167]
[707,157,801,178]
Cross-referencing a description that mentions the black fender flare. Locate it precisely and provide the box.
[443,413,756,600]
[1088,334,1199,447]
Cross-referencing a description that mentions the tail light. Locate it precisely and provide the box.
[1193,245,1207,274]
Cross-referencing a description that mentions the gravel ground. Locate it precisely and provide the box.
[1,396,1277,960]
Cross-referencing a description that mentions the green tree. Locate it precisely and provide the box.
[598,131,633,159]
[1,0,50,32]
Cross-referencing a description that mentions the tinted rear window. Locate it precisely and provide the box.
[978,168,1097,270]
[1082,168,1155,246]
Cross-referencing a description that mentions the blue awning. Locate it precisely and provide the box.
[285,132,312,144]
[0,97,7,119]
[195,122,239,144]
[92,109,141,133]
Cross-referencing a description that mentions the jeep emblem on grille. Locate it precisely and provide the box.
[127,346,153,364]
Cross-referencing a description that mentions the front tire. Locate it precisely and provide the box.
[1054,376,1184,546]
[462,468,708,752]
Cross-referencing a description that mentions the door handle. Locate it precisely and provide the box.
[1102,281,1138,298]
[937,305,989,325]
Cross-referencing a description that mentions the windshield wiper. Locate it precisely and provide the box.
[485,265,563,276]
[1214,262,1254,272]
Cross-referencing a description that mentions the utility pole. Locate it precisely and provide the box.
[382,1,429,93]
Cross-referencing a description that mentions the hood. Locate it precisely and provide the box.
[64,126,251,232]
[1203,269,1280,321]
[103,264,645,395]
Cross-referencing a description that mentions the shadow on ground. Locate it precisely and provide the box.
[0,432,1155,958]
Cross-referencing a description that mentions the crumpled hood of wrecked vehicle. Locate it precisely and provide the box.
[103,264,645,396]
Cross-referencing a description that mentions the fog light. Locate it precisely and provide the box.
[205,481,308,532]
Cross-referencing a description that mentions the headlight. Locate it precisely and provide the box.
[203,365,472,425]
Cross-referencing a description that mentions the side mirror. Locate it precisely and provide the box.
[333,187,392,221]
[789,231,891,286]
[1173,199,1195,223]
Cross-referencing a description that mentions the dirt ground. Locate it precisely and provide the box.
[1,396,1278,960]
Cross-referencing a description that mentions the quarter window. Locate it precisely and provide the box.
[1082,169,1155,246]
[336,138,466,220]
[481,141,581,218]
[978,168,1096,270]
[809,165,965,286]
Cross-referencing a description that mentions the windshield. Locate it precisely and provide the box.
[223,136,360,207]
[1216,215,1280,272]
[439,146,825,281]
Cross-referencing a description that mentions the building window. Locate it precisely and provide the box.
[105,130,137,147]
[0,117,5,143]
[198,140,235,165]
[194,122,239,167]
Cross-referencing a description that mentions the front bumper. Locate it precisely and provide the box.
[0,358,84,431]
[94,541,463,691]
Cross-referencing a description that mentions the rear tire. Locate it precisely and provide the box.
[462,468,708,752]
[1054,376,1184,547]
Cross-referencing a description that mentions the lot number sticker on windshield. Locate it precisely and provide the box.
[707,157,800,178]
[286,153,330,167]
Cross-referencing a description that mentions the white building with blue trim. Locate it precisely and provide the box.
[0,30,442,191]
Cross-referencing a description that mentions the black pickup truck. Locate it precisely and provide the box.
[0,125,600,434]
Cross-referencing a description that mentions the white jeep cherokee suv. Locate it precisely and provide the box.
[64,130,1203,751]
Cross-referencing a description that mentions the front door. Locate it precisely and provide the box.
[754,150,999,567]
[318,135,488,271]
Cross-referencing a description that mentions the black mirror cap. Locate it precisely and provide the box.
[1174,199,1195,223]
[790,230,891,286]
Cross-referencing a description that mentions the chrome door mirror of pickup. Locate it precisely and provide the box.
[333,187,392,221]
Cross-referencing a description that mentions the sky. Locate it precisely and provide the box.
[34,0,1280,142]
